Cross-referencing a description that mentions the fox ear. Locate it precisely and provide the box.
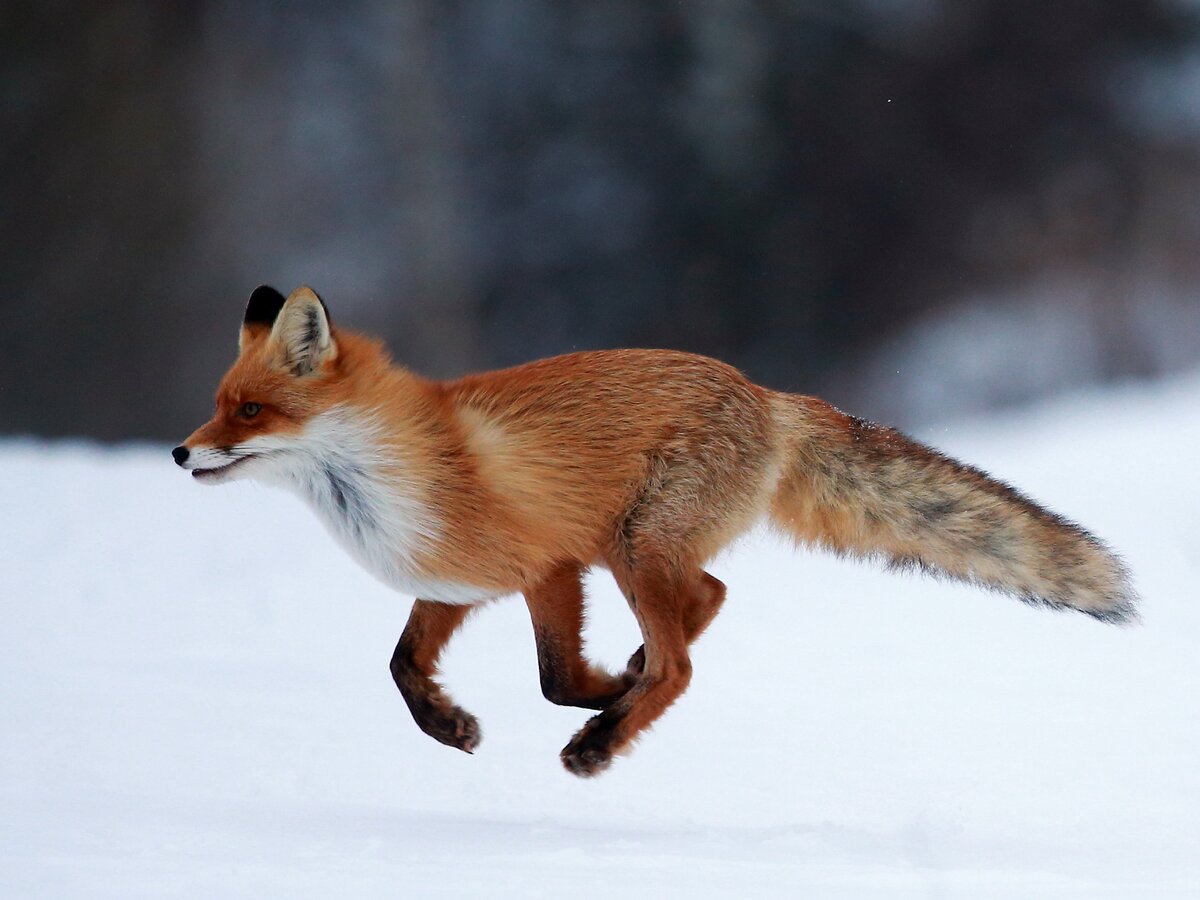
[239,285,286,351]
[268,286,337,376]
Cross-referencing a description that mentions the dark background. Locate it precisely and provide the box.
[4,0,1199,442]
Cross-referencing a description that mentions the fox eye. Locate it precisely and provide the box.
[239,402,262,419]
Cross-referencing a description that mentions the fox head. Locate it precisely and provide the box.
[173,285,360,484]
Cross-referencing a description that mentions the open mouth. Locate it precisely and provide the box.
[192,455,255,480]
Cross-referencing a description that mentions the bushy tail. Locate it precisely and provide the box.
[768,394,1137,623]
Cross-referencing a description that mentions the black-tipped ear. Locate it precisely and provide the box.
[244,285,286,327]
[268,286,337,376]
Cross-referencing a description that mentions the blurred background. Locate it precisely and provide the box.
[3,0,1199,442]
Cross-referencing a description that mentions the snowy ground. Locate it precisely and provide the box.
[2,374,1198,898]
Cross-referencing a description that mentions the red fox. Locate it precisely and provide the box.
[175,285,1136,776]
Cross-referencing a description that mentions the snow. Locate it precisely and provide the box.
[2,373,1199,898]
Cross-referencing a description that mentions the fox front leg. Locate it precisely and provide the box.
[524,562,636,710]
[389,599,481,753]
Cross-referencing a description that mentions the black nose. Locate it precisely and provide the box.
[172,446,189,466]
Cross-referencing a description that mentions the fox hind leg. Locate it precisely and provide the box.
[390,600,481,753]
[623,570,726,679]
[561,561,700,777]
[562,438,759,776]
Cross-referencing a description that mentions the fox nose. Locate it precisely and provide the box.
[172,446,190,466]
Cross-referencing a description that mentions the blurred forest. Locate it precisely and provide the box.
[3,0,1200,441]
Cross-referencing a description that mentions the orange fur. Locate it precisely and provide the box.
[178,286,1136,776]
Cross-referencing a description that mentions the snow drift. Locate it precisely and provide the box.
[1,374,1198,898]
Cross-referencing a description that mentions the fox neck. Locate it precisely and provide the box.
[281,413,399,547]
[267,406,488,605]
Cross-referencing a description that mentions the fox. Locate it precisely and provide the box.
[175,284,1136,777]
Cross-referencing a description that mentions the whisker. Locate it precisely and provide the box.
[223,446,288,462]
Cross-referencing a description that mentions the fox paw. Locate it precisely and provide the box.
[560,715,619,777]
[624,645,645,679]
[418,705,482,754]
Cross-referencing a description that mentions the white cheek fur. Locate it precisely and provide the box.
[236,407,491,605]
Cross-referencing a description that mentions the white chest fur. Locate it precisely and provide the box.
[259,409,491,605]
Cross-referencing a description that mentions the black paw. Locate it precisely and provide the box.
[560,714,619,777]
[417,704,482,754]
[624,645,646,679]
